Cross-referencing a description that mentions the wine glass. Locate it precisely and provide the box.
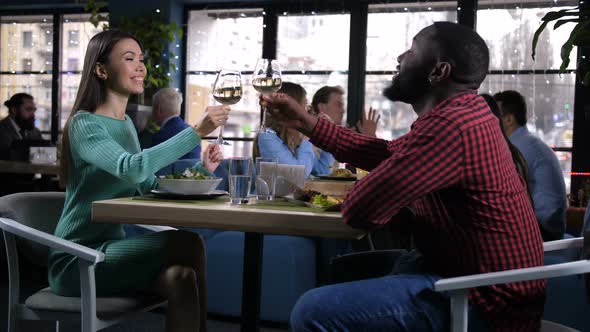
[252,59,282,133]
[212,69,242,145]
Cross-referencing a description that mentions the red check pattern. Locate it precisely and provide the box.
[310,91,545,331]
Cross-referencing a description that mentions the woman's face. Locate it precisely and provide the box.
[104,38,146,95]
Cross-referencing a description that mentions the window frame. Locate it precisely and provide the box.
[0,7,107,143]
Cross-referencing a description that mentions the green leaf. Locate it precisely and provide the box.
[559,20,590,72]
[554,19,579,30]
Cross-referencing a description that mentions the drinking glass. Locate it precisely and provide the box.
[252,59,282,133]
[212,69,242,145]
[255,157,278,201]
[228,157,252,205]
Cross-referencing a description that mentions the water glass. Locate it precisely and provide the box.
[255,157,278,201]
[229,157,252,205]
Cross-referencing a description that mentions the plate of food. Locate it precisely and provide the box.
[156,168,222,195]
[284,188,344,211]
[317,168,357,181]
[151,189,228,200]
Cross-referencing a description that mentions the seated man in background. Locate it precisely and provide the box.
[494,90,567,241]
[310,86,380,175]
[0,93,46,196]
[146,87,201,160]
[0,93,44,160]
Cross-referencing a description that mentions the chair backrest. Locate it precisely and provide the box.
[0,191,65,267]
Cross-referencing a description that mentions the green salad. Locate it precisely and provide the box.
[162,168,212,180]
[311,194,343,208]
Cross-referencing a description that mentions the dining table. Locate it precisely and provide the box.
[0,160,59,175]
[92,194,365,332]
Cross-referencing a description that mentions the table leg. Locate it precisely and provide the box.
[241,232,264,332]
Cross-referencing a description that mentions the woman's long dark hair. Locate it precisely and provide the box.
[480,93,532,203]
[59,30,143,186]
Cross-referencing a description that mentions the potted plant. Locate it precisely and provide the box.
[84,0,183,105]
[532,6,590,86]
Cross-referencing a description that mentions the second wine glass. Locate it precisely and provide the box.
[252,59,282,133]
[212,69,242,145]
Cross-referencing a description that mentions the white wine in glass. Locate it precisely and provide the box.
[212,69,242,145]
[252,59,282,133]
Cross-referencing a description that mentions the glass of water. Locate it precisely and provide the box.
[228,157,252,205]
[255,157,278,201]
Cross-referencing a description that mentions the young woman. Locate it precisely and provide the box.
[253,82,316,178]
[49,30,229,332]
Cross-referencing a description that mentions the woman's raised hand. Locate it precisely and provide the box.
[202,143,223,173]
[260,93,318,136]
[356,107,380,137]
[193,105,231,137]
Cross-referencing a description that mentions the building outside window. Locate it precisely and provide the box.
[68,29,79,47]
[1,16,53,134]
[22,30,33,48]
[60,14,107,128]
[277,11,351,124]
[22,58,32,72]
[186,9,264,157]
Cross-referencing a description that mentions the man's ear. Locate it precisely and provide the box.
[317,103,326,114]
[94,62,108,80]
[429,62,452,84]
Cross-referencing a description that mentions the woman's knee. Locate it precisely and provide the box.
[160,265,197,288]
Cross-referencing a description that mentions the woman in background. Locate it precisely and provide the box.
[254,82,316,178]
[50,30,229,332]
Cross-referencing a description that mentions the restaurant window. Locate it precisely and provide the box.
[1,16,53,135]
[365,2,457,140]
[60,14,107,128]
[477,0,578,191]
[277,11,351,123]
[186,8,264,158]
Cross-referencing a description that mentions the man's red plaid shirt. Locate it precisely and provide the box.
[310,91,546,331]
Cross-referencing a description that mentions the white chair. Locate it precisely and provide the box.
[0,192,175,332]
[435,237,590,332]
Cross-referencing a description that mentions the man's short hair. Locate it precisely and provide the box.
[311,85,344,115]
[152,88,183,115]
[4,93,33,110]
[430,22,490,87]
[493,90,527,126]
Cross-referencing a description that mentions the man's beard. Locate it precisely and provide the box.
[15,114,35,130]
[383,68,431,104]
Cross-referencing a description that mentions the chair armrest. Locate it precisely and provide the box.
[435,260,590,292]
[0,217,104,264]
[543,237,583,251]
[137,224,177,232]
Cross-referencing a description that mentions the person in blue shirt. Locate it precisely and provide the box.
[147,87,201,160]
[495,90,567,240]
[254,82,316,178]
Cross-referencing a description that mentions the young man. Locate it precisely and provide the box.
[495,90,567,241]
[263,22,545,331]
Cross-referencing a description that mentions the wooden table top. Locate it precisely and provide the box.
[92,196,365,240]
[0,160,59,175]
